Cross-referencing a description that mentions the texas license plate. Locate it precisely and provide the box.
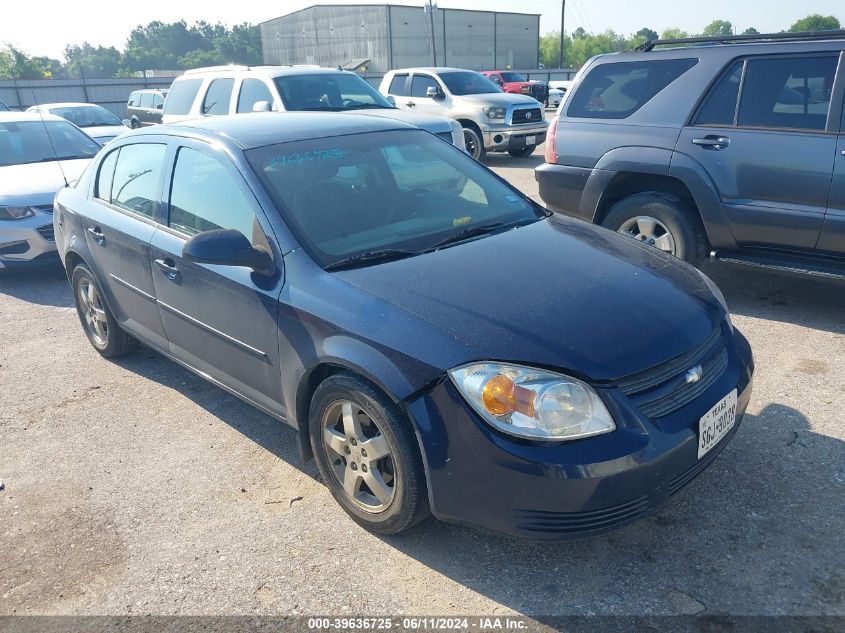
[525,135,536,146]
[697,389,737,459]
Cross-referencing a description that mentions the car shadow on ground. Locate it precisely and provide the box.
[702,261,845,335]
[0,265,73,308]
[376,403,845,615]
[481,153,545,170]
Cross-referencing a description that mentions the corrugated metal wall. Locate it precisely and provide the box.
[261,5,539,72]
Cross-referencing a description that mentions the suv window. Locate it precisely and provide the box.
[169,147,258,239]
[140,93,154,108]
[153,93,164,109]
[568,59,698,119]
[237,79,274,113]
[164,79,203,116]
[388,74,408,96]
[202,78,234,116]
[411,75,439,98]
[737,55,838,131]
[95,148,119,200]
[128,92,140,107]
[111,144,166,219]
[695,61,743,126]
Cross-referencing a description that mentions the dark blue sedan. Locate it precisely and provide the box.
[54,113,754,538]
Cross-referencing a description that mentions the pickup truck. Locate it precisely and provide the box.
[481,71,549,105]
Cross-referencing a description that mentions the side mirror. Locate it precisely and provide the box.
[252,100,272,113]
[156,103,164,110]
[385,95,396,106]
[182,229,275,276]
[426,86,444,100]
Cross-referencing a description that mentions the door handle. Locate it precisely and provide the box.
[154,258,180,279]
[407,101,416,108]
[87,226,105,245]
[692,136,730,151]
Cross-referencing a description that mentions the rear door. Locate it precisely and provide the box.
[139,93,154,125]
[818,74,845,254]
[148,141,286,416]
[385,73,411,109]
[677,53,840,250]
[81,141,169,349]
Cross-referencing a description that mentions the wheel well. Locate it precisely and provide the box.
[456,119,481,135]
[595,173,698,226]
[294,363,348,461]
[64,251,85,280]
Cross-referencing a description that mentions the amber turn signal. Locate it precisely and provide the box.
[481,374,536,417]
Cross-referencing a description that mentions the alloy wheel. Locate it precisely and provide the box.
[322,400,396,513]
[463,129,482,160]
[618,216,677,256]
[77,277,109,346]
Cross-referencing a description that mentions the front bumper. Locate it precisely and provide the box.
[481,124,548,152]
[0,211,58,270]
[405,325,754,539]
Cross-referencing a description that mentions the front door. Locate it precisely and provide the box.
[149,142,286,416]
[676,54,841,251]
[406,73,450,117]
[81,142,168,350]
[818,133,845,254]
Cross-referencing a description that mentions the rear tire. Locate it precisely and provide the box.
[130,119,140,129]
[71,264,138,358]
[309,373,429,535]
[461,124,486,161]
[601,192,708,267]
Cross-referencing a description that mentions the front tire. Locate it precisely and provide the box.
[601,193,708,266]
[462,124,486,161]
[309,373,429,534]
[71,264,137,358]
[130,119,141,129]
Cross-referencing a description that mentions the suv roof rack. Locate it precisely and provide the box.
[183,65,253,75]
[636,29,845,52]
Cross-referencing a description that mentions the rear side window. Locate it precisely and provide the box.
[95,149,119,200]
[110,144,166,219]
[128,92,139,107]
[202,78,235,116]
[237,79,274,113]
[388,74,408,96]
[163,78,203,116]
[695,61,743,126]
[568,59,698,119]
[140,93,154,108]
[737,55,838,131]
[411,75,439,98]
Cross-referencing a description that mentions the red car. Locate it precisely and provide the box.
[482,71,549,105]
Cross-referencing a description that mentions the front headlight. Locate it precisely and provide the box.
[482,106,506,120]
[449,363,616,442]
[698,269,733,331]
[0,206,37,220]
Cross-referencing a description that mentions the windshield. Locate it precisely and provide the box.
[500,72,527,83]
[247,129,542,269]
[274,74,395,111]
[0,120,100,167]
[49,105,122,128]
[439,71,502,96]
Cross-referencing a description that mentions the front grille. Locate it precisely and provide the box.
[510,107,543,125]
[617,328,727,419]
[514,496,652,534]
[435,131,453,144]
[36,223,55,242]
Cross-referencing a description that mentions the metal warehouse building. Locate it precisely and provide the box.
[260,4,540,73]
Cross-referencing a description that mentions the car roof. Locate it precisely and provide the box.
[0,111,66,123]
[608,37,845,61]
[32,102,104,109]
[129,112,413,150]
[178,65,351,79]
[389,67,477,74]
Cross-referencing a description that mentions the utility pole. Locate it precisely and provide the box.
[559,0,566,69]
[425,0,438,66]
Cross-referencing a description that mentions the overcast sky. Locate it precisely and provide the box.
[4,0,844,60]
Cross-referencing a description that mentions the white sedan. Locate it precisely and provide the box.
[27,102,128,145]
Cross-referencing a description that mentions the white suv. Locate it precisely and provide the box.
[379,68,548,160]
[162,66,465,150]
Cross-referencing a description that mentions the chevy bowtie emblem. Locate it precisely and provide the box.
[685,365,703,384]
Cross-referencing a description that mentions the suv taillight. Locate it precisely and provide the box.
[544,117,559,164]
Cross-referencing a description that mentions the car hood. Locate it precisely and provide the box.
[0,159,90,206]
[80,124,126,141]
[340,108,453,133]
[456,92,540,107]
[336,217,723,382]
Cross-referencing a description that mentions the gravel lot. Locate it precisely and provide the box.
[1,147,844,618]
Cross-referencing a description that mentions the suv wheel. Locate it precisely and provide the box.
[71,264,138,358]
[602,193,708,266]
[462,124,486,161]
[309,373,429,534]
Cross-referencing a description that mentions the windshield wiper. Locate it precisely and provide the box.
[425,218,541,252]
[344,103,390,110]
[324,248,420,271]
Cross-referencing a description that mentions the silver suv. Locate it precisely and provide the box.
[162,66,465,150]
[379,68,548,160]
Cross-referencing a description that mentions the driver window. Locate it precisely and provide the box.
[169,147,264,243]
[411,75,439,98]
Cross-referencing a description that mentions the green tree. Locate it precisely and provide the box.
[702,20,733,37]
[789,14,841,32]
[636,27,659,42]
[64,43,121,78]
[661,27,691,40]
[572,27,587,40]
[0,45,48,79]
[742,27,760,35]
